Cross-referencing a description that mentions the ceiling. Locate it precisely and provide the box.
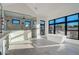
[2,3,79,20]
[2,3,37,17]
[27,3,79,19]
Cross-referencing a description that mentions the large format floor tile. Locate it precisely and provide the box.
[8,39,79,55]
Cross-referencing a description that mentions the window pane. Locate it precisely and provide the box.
[49,25,54,34]
[12,19,20,24]
[25,21,30,27]
[56,23,65,35]
[67,14,78,21]
[67,22,78,40]
[13,20,19,24]
[40,20,45,24]
[40,20,45,35]
[56,18,65,23]
[49,20,54,24]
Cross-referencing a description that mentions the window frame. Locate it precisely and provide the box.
[49,20,54,25]
[48,20,55,34]
[48,13,79,40]
[40,20,45,35]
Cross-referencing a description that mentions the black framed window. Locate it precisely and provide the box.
[55,23,65,35]
[67,22,78,40]
[49,20,54,25]
[66,14,79,40]
[48,20,54,34]
[55,17,65,23]
[49,24,54,34]
[12,18,20,25]
[67,14,78,22]
[40,20,45,35]
[48,13,79,40]
[24,20,31,30]
[24,20,31,27]
[55,17,65,35]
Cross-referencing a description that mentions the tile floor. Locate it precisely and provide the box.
[7,39,79,55]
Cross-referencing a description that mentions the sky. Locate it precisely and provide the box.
[49,14,78,25]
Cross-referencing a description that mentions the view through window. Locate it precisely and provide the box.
[48,13,79,40]
[67,22,78,39]
[48,20,54,34]
[55,23,65,35]
[40,20,45,35]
